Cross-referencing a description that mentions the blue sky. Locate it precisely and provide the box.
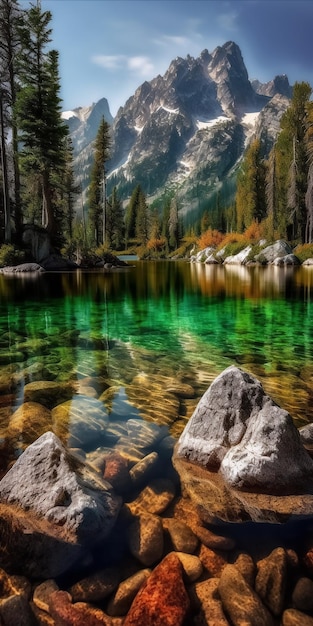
[37,0,313,117]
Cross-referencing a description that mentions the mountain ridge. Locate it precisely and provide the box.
[64,41,292,220]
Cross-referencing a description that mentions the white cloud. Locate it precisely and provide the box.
[91,55,124,70]
[127,56,154,76]
[91,54,154,77]
[162,35,191,47]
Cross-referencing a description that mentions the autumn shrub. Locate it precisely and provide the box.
[243,220,264,242]
[294,243,313,262]
[197,228,224,250]
[146,237,167,252]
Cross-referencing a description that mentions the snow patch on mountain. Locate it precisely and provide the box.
[241,111,261,127]
[196,115,229,130]
[61,110,77,121]
[160,106,179,115]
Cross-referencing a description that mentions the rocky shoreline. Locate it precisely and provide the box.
[190,239,313,267]
[1,368,313,624]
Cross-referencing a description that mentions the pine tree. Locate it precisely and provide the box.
[125,184,141,247]
[110,186,124,249]
[265,148,277,238]
[87,115,111,246]
[135,188,149,245]
[168,197,179,250]
[236,138,266,231]
[277,82,312,241]
[0,0,22,240]
[59,137,78,242]
[160,197,170,235]
[15,3,69,238]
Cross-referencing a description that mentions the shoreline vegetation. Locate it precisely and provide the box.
[1,236,313,273]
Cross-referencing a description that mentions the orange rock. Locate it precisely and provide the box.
[124,552,190,626]
[49,590,110,625]
[199,544,228,577]
[103,452,131,493]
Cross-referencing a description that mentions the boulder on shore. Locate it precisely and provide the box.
[0,431,121,578]
[254,240,293,264]
[173,366,313,524]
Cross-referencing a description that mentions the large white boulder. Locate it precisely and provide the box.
[173,366,313,523]
[0,431,121,577]
[176,366,313,491]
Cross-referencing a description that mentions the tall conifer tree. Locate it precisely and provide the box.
[0,0,22,239]
[87,115,111,246]
[15,2,68,238]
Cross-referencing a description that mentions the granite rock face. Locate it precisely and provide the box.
[173,366,313,523]
[0,431,121,577]
[254,240,293,264]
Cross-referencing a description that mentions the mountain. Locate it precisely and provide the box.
[63,41,291,221]
[61,98,113,202]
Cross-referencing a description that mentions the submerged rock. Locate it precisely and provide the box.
[0,431,121,577]
[123,552,190,626]
[173,366,313,523]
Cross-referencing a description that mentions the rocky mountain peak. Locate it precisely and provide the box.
[64,41,292,222]
[252,74,292,98]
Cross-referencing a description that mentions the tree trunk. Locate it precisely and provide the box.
[0,94,11,242]
[42,170,56,235]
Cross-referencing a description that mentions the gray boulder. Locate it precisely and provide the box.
[173,366,313,523]
[0,263,45,274]
[299,423,313,452]
[176,366,313,491]
[255,240,293,264]
[223,245,252,265]
[0,431,121,577]
[272,254,300,266]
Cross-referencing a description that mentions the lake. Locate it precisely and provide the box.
[1,260,313,469]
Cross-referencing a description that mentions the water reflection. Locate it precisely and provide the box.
[0,262,313,464]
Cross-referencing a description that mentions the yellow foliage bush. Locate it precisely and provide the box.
[146,237,167,251]
[243,220,264,242]
[218,232,246,248]
[198,229,224,250]
[294,243,313,262]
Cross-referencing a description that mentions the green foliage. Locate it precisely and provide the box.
[168,236,196,259]
[0,243,26,267]
[135,190,150,244]
[87,116,111,246]
[274,82,312,242]
[125,185,141,244]
[221,240,248,257]
[245,241,269,262]
[236,138,266,231]
[168,197,179,250]
[106,186,124,249]
[15,3,69,239]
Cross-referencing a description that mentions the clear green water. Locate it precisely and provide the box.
[1,261,313,461]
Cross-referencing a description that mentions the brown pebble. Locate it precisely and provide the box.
[292,577,313,612]
[199,544,228,577]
